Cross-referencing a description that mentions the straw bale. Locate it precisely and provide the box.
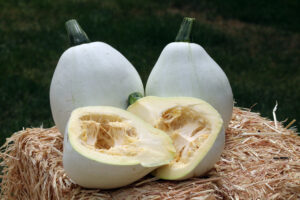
[0,107,299,199]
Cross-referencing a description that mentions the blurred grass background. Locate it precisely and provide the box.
[0,0,299,145]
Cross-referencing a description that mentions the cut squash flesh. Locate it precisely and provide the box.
[128,96,225,180]
[79,114,140,156]
[63,106,175,189]
[157,105,211,166]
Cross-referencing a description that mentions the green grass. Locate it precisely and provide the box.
[171,0,300,32]
[0,0,299,145]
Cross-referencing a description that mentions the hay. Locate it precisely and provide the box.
[0,107,299,200]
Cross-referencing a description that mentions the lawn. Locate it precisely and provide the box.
[0,0,299,145]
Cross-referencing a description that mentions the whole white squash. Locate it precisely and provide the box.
[50,19,144,134]
[146,17,233,128]
[63,106,175,189]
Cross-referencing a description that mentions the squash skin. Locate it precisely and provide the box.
[50,42,144,134]
[146,42,233,128]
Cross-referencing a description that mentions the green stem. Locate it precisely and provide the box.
[175,17,195,42]
[128,92,144,106]
[65,19,90,46]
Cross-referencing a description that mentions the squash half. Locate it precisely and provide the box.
[128,96,225,180]
[63,106,175,189]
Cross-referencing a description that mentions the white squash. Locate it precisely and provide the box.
[63,106,175,189]
[50,19,144,134]
[146,17,233,128]
[128,96,225,180]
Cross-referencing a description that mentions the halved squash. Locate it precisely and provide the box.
[63,106,175,189]
[128,96,225,180]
